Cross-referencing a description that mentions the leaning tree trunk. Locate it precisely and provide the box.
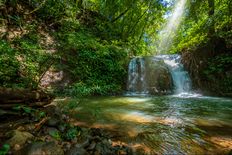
[0,87,53,109]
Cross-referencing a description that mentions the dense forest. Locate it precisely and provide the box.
[0,0,231,96]
[0,0,232,154]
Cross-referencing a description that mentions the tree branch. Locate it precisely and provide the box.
[111,7,131,23]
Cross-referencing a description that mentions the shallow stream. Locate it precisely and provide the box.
[59,95,232,154]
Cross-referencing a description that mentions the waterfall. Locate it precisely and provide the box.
[156,54,192,94]
[126,55,197,97]
[126,0,199,97]
[127,57,147,95]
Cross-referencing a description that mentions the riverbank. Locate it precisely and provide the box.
[0,99,132,155]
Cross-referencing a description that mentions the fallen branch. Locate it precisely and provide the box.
[0,87,53,106]
[34,117,49,131]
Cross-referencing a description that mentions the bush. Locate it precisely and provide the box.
[11,33,54,88]
[0,40,21,87]
[56,31,128,96]
[203,54,232,93]
[65,82,121,97]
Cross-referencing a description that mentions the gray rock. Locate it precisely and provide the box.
[94,143,113,155]
[127,57,173,95]
[94,143,102,154]
[63,142,72,152]
[6,130,34,148]
[82,139,90,148]
[87,141,96,150]
[58,124,66,132]
[145,57,173,95]
[47,117,60,127]
[66,146,88,155]
[75,139,90,148]
[18,142,64,155]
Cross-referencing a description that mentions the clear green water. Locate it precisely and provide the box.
[58,96,232,154]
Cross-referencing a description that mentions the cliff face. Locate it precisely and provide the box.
[181,37,232,97]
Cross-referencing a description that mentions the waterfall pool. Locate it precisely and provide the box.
[57,95,232,154]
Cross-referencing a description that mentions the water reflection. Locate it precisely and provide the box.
[58,96,232,154]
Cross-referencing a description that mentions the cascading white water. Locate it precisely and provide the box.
[126,55,199,97]
[127,57,147,95]
[156,54,191,94]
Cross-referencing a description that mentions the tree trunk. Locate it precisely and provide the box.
[0,88,53,107]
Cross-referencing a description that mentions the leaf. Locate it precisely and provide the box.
[0,144,10,155]
[12,105,21,111]
[48,130,61,140]
[22,106,32,114]
[39,111,46,118]
[65,127,80,140]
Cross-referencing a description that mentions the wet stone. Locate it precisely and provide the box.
[19,142,64,155]
[6,130,34,149]
[47,117,60,127]
[87,141,96,150]
[75,139,90,148]
[58,124,66,132]
[66,146,88,155]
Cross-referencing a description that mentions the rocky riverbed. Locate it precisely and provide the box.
[0,104,133,155]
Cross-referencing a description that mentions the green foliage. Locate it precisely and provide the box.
[0,144,10,155]
[0,40,20,87]
[12,33,53,88]
[65,126,81,140]
[56,31,127,96]
[66,82,121,97]
[13,105,46,121]
[33,0,79,23]
[2,0,231,95]
[0,31,54,88]
[22,106,32,114]
[96,0,165,42]
[46,122,81,141]
[1,0,168,93]
[48,129,61,140]
[204,55,232,74]
[203,54,232,93]
[173,0,232,52]
[56,99,80,115]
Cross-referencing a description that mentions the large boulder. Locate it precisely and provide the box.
[127,57,173,95]
[18,142,64,155]
[145,57,173,95]
[6,130,34,150]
